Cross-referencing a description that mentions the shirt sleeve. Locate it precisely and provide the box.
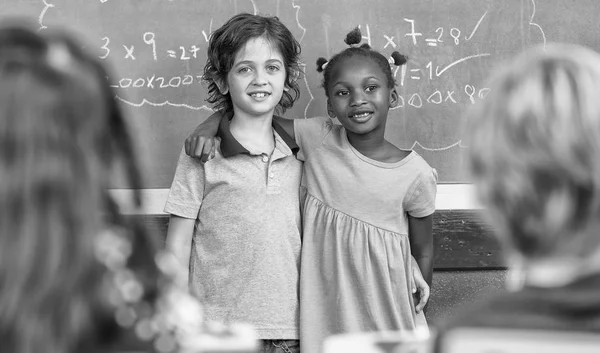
[293,116,333,161]
[404,167,438,218]
[163,147,205,219]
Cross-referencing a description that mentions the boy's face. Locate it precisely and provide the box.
[327,56,398,136]
[222,36,286,118]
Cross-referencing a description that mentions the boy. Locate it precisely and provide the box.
[164,13,302,353]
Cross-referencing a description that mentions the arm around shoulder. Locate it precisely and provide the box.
[185,111,224,161]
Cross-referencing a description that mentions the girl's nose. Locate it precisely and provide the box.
[350,91,366,106]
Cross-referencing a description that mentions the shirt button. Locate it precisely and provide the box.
[262,155,268,163]
[269,172,275,178]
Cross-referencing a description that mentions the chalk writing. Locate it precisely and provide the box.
[38,0,54,31]
[108,74,202,89]
[31,0,549,164]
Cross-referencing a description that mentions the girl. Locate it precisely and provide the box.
[164,13,303,353]
[0,22,252,353]
[186,27,435,353]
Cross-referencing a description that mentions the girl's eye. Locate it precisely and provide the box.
[238,67,251,74]
[365,85,378,92]
[267,65,280,72]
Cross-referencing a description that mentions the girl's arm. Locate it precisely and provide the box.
[164,215,195,287]
[409,255,430,313]
[185,113,221,162]
[408,214,434,287]
[185,112,295,160]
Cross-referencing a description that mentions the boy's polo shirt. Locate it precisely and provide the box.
[164,116,302,340]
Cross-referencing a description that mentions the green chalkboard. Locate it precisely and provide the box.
[3,0,599,187]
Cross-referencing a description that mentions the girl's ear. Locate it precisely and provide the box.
[389,88,399,108]
[215,78,229,94]
[326,99,336,118]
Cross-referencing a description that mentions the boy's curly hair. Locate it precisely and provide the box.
[203,13,302,115]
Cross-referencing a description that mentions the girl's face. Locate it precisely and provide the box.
[223,36,286,119]
[327,56,397,136]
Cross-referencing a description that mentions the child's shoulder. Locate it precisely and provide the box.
[388,146,437,178]
[293,115,334,131]
[382,142,412,163]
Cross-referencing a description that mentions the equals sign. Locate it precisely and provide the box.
[425,38,438,47]
[166,50,176,58]
[410,68,420,80]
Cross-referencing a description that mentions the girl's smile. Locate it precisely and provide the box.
[348,110,374,123]
[327,56,397,136]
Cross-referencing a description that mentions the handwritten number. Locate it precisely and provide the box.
[425,61,433,80]
[450,28,461,45]
[435,27,443,42]
[143,32,157,61]
[179,46,190,60]
[99,37,110,59]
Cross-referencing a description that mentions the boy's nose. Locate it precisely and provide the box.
[252,70,268,86]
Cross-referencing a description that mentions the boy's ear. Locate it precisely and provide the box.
[326,99,336,118]
[215,78,229,94]
[389,88,399,108]
[284,69,300,92]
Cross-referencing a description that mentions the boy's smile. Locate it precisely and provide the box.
[223,36,286,119]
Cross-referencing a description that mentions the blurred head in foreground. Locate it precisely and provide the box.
[467,43,600,285]
[0,22,188,353]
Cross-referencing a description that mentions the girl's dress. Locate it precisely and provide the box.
[294,117,437,353]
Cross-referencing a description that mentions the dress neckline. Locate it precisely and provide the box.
[342,128,415,169]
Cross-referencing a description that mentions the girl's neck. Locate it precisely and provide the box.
[346,129,407,163]
[346,130,386,157]
[229,112,275,155]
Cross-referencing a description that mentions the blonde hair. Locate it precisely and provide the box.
[467,43,600,261]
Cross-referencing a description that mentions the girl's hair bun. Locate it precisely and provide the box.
[316,57,328,72]
[391,51,408,66]
[344,27,362,46]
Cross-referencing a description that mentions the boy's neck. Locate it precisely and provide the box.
[229,112,275,155]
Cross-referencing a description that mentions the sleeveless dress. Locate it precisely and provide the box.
[294,117,437,353]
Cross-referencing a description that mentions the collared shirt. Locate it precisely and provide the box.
[164,116,302,339]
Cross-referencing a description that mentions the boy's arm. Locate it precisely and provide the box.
[408,214,434,287]
[164,215,195,287]
[184,112,296,160]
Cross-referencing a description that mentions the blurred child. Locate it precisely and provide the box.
[437,43,600,338]
[185,27,436,353]
[163,13,303,353]
[0,22,223,353]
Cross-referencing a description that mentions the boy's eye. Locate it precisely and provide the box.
[365,85,378,92]
[334,90,349,96]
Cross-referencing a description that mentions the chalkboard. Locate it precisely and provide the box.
[3,0,600,187]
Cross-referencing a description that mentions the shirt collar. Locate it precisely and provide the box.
[217,113,299,158]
